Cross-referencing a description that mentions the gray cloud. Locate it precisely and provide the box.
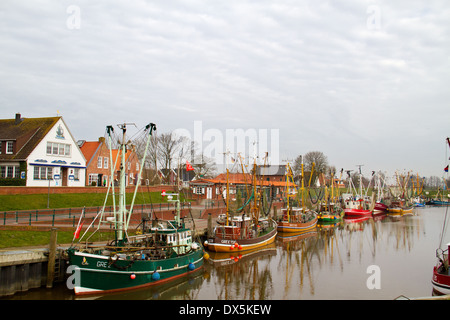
[0,0,449,177]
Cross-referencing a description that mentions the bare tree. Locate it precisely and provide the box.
[192,153,217,178]
[304,151,328,173]
[157,132,185,183]
[133,130,160,185]
[293,151,329,186]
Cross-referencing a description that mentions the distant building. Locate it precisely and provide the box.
[255,165,286,183]
[79,138,140,187]
[0,113,86,187]
[189,170,287,200]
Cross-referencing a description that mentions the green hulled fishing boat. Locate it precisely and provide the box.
[66,123,204,296]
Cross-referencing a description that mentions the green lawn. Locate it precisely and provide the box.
[0,191,188,211]
[0,229,116,248]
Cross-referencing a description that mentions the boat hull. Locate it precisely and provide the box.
[374,202,388,214]
[318,212,343,222]
[277,217,318,233]
[67,248,204,296]
[205,226,277,253]
[428,200,450,206]
[344,208,372,216]
[432,266,450,295]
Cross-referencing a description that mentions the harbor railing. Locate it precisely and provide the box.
[1,202,193,227]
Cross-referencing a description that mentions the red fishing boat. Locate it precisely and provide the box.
[432,243,450,295]
[431,137,450,295]
[343,166,373,217]
[373,202,388,214]
[344,198,372,216]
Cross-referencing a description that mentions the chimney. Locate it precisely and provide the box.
[15,113,22,125]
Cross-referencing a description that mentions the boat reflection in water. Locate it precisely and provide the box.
[277,230,319,299]
[205,243,277,300]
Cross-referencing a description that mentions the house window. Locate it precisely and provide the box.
[73,168,80,181]
[6,141,13,154]
[7,167,13,177]
[47,167,53,180]
[136,162,139,171]
[97,156,102,168]
[33,166,53,180]
[104,157,108,169]
[193,187,204,194]
[14,166,20,178]
[58,144,65,155]
[89,174,98,185]
[47,142,71,156]
[1,166,20,178]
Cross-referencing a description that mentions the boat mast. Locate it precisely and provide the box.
[126,123,156,230]
[356,164,364,198]
[286,163,291,222]
[252,161,260,224]
[106,125,117,225]
[301,156,305,212]
[226,168,230,226]
[117,123,128,243]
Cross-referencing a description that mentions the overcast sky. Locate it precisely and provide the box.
[1,0,449,179]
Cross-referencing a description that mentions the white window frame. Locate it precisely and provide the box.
[6,141,13,154]
[33,166,53,180]
[46,142,71,157]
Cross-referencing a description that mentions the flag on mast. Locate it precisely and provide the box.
[74,223,84,239]
[186,161,194,171]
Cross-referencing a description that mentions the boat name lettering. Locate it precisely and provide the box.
[97,261,110,268]
[220,240,236,245]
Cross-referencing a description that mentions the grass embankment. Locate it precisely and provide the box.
[0,191,185,211]
[0,230,117,249]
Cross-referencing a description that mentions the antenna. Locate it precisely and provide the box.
[356,164,364,175]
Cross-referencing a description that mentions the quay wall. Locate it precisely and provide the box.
[0,247,63,297]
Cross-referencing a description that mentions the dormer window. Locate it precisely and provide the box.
[6,141,13,154]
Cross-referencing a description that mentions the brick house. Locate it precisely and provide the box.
[190,171,287,201]
[79,138,141,187]
[0,113,86,187]
[256,165,286,183]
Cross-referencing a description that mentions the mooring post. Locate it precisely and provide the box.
[207,213,212,238]
[46,228,57,288]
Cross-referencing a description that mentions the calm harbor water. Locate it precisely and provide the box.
[6,206,449,300]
